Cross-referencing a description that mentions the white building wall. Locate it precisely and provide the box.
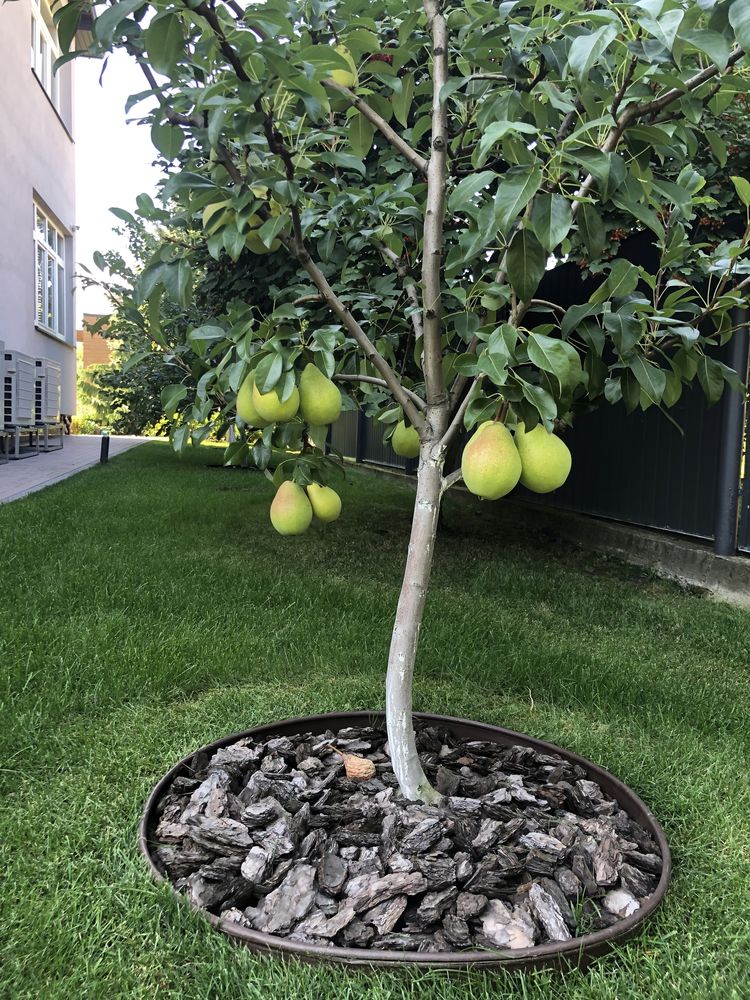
[0,0,77,414]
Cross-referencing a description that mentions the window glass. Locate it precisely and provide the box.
[30,0,60,110]
[33,204,66,338]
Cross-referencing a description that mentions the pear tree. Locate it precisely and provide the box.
[62,0,750,804]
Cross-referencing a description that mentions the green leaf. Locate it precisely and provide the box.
[349,113,376,158]
[680,29,731,69]
[447,171,497,215]
[320,152,366,176]
[628,354,666,405]
[527,333,582,387]
[495,167,543,234]
[729,0,750,51]
[517,379,558,425]
[109,206,137,225]
[506,229,546,302]
[477,345,510,386]
[151,123,184,160]
[577,202,606,260]
[258,214,286,249]
[161,384,188,417]
[697,354,726,404]
[254,353,283,394]
[188,325,227,348]
[161,258,191,306]
[641,10,684,53]
[207,107,226,150]
[567,25,618,84]
[589,259,640,306]
[530,194,572,252]
[172,423,190,453]
[731,175,750,208]
[93,0,144,45]
[121,349,151,374]
[603,311,642,355]
[392,73,414,127]
[144,13,185,77]
[705,129,728,167]
[54,2,82,52]
[474,121,537,168]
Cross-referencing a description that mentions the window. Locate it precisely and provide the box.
[30,0,60,109]
[34,205,66,339]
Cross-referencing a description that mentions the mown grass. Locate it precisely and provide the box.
[1,442,748,1000]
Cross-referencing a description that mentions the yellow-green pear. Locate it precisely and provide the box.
[270,481,312,535]
[252,381,300,423]
[461,421,522,500]
[299,363,342,425]
[391,420,420,458]
[329,44,358,88]
[515,423,572,493]
[306,483,342,523]
[236,374,269,427]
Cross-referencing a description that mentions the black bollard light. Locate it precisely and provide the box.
[100,428,110,464]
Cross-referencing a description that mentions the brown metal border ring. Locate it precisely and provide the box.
[139,711,672,972]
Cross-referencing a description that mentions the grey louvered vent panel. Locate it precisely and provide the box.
[4,352,36,424]
[35,358,62,422]
[0,341,4,430]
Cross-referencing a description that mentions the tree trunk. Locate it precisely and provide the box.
[385,443,444,804]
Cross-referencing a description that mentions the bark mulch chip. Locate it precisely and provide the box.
[151,722,662,952]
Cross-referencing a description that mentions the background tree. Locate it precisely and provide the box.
[61,0,750,803]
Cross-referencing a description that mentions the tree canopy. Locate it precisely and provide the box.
[59,0,750,800]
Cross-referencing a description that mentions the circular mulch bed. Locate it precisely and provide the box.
[140,712,670,970]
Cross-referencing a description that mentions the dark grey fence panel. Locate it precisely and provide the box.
[330,408,413,471]
[740,401,750,553]
[330,408,358,460]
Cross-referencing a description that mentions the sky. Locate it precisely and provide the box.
[74,50,161,321]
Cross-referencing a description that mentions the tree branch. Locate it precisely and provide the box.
[181,2,426,433]
[634,47,743,119]
[441,373,484,449]
[296,251,428,433]
[323,80,429,176]
[379,245,424,343]
[422,0,449,422]
[442,468,463,491]
[333,374,427,411]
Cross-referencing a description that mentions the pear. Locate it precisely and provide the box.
[252,380,300,423]
[236,374,269,427]
[270,481,312,535]
[461,421,522,500]
[306,483,342,522]
[515,423,572,493]
[299,363,341,425]
[391,420,420,458]
[329,44,358,88]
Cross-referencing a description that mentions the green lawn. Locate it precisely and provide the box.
[1,443,749,1000]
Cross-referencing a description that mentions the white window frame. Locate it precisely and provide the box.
[30,0,60,110]
[34,205,67,341]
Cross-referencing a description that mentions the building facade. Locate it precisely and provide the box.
[76,313,113,369]
[0,0,78,414]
